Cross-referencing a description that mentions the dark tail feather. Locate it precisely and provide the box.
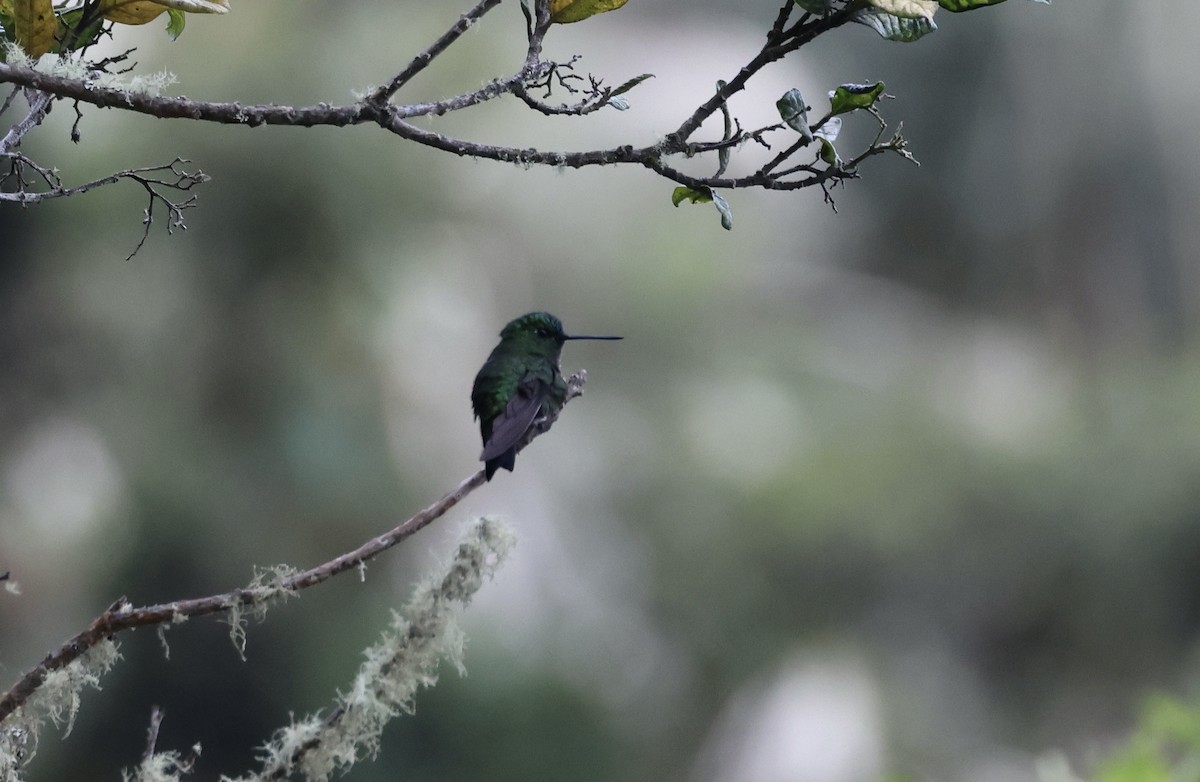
[485,447,517,480]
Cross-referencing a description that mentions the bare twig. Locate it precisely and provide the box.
[369,0,505,104]
[143,706,165,763]
[0,156,209,260]
[0,90,53,154]
[0,371,592,726]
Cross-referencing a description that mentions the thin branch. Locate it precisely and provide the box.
[0,370,593,726]
[667,7,856,147]
[0,90,53,154]
[0,156,208,260]
[368,0,505,104]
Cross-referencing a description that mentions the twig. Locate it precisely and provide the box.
[0,371,592,726]
[0,91,53,154]
[368,0,505,104]
[143,706,165,763]
[0,156,208,260]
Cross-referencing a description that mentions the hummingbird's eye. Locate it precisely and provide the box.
[536,328,549,338]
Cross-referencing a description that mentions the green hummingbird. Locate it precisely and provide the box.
[472,312,622,480]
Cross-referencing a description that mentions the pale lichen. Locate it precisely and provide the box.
[224,517,515,782]
[121,744,202,782]
[0,639,121,781]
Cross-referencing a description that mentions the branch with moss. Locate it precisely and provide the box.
[0,370,591,780]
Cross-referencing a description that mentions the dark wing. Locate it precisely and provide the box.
[479,373,548,462]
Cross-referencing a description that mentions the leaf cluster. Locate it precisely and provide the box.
[0,0,227,59]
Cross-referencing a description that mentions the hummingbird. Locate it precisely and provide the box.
[472,312,621,480]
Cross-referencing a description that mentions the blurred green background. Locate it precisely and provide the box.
[4,1,1200,780]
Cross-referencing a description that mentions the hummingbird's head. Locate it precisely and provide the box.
[500,311,568,345]
[498,312,622,355]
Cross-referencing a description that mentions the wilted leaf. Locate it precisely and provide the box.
[102,1,166,25]
[776,88,812,141]
[828,82,886,115]
[610,73,654,97]
[814,116,842,144]
[853,7,937,41]
[101,0,228,26]
[550,0,628,24]
[711,191,733,230]
[13,0,56,57]
[867,0,937,19]
[716,79,731,177]
[672,186,712,207]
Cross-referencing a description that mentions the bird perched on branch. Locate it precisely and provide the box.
[471,312,621,480]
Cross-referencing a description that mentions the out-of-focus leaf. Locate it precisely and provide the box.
[13,0,55,57]
[610,73,654,97]
[549,0,628,24]
[711,191,733,230]
[776,88,812,141]
[868,0,937,18]
[829,82,886,115]
[672,186,712,207]
[853,7,937,41]
[56,7,107,50]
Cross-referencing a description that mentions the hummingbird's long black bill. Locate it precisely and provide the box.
[564,334,623,341]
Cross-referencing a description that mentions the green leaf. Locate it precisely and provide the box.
[711,191,733,230]
[776,88,812,141]
[852,7,937,41]
[166,8,185,39]
[829,81,886,115]
[818,137,841,166]
[610,73,654,97]
[53,7,107,51]
[672,186,712,207]
[868,0,937,18]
